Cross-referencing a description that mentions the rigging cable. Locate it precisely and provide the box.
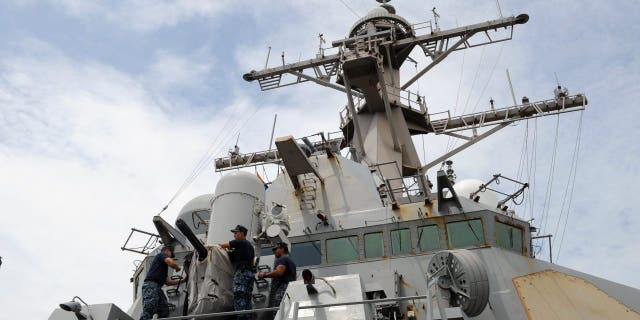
[514,117,530,215]
[174,105,247,193]
[555,110,584,262]
[469,42,506,114]
[526,118,538,220]
[159,103,263,215]
[538,113,561,235]
[157,101,244,215]
[444,19,467,154]
[552,101,578,242]
[444,50,468,154]
[338,0,361,18]
[445,43,507,178]
[515,120,529,187]
[446,45,487,153]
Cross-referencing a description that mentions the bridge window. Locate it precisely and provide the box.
[495,221,523,253]
[260,247,274,257]
[327,236,360,264]
[364,232,384,259]
[418,225,440,252]
[391,228,411,255]
[447,219,485,248]
[291,241,322,267]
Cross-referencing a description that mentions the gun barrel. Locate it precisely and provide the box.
[176,219,208,261]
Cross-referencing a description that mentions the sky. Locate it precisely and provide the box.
[0,0,638,318]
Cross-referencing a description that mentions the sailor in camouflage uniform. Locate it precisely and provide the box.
[258,242,296,314]
[220,225,255,319]
[140,246,185,320]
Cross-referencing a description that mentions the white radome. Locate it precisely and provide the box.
[453,179,499,209]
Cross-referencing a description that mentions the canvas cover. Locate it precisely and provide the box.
[187,246,235,315]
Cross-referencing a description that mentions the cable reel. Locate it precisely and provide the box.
[427,249,490,317]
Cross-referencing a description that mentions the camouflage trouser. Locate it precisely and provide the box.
[233,269,255,319]
[268,281,289,309]
[140,281,169,320]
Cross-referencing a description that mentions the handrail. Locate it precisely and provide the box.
[297,294,428,309]
[160,294,430,320]
[162,306,279,320]
[289,294,429,320]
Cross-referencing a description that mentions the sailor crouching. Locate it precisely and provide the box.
[220,225,256,319]
[140,245,186,320]
[257,242,296,313]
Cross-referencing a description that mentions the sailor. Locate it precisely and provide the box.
[220,225,255,319]
[258,242,297,312]
[406,304,417,319]
[140,245,185,320]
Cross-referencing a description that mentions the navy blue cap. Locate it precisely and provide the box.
[272,242,289,252]
[230,225,248,234]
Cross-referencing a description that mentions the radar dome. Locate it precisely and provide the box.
[367,7,389,16]
[205,171,266,246]
[175,194,214,235]
[348,4,413,38]
[453,179,499,209]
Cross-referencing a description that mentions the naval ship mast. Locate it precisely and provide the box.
[219,1,587,194]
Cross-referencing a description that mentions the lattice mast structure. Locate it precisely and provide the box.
[236,2,586,185]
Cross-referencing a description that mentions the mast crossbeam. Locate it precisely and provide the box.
[428,94,587,134]
[214,136,343,172]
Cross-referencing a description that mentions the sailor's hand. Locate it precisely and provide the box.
[182,275,188,281]
[257,272,265,279]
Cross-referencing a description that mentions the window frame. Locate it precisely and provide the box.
[364,231,385,259]
[417,224,440,252]
[326,235,360,264]
[494,220,524,253]
[291,240,322,267]
[390,228,412,256]
[446,218,486,249]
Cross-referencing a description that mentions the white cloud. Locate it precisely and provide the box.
[0,37,242,318]
[144,50,212,91]
[43,0,230,32]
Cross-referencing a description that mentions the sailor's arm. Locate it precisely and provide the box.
[258,264,286,279]
[164,257,181,272]
[219,242,230,249]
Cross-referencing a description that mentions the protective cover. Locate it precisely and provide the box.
[187,246,234,315]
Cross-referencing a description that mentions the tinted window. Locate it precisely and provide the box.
[327,236,359,264]
[391,229,411,255]
[447,219,485,248]
[364,232,384,259]
[495,222,523,253]
[260,247,274,257]
[291,241,322,267]
[418,225,440,252]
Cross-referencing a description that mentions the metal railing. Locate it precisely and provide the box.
[121,228,160,255]
[384,84,427,112]
[286,294,429,320]
[160,294,431,320]
[339,87,426,129]
[162,307,279,320]
[369,162,429,206]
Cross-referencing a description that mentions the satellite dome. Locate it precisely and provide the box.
[367,7,389,16]
[348,5,413,38]
[453,179,499,209]
[175,194,215,235]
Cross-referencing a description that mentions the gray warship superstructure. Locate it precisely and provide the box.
[50,1,640,320]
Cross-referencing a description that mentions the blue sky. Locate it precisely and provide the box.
[0,0,638,318]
